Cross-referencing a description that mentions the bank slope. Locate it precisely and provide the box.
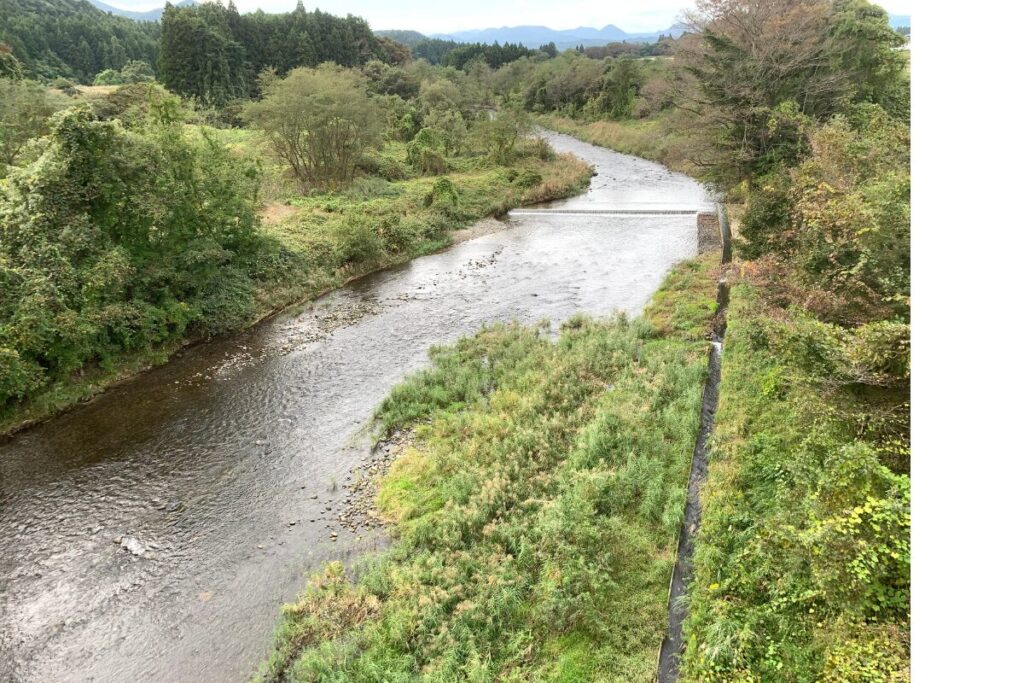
[679,282,910,681]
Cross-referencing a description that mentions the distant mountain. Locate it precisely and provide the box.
[431,24,682,50]
[375,30,430,48]
[888,14,910,29]
[85,0,196,22]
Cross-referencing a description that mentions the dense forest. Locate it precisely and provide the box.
[0,0,159,81]
[158,1,401,105]
[411,38,538,68]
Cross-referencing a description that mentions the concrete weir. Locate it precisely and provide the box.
[508,208,700,216]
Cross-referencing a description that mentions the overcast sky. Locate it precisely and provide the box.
[103,0,914,34]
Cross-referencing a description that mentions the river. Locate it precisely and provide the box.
[0,132,713,682]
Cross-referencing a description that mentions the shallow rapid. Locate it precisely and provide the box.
[0,132,713,682]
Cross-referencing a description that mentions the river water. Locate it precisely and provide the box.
[0,132,713,682]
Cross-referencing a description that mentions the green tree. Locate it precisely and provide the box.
[243,64,384,189]
[0,0,159,82]
[0,78,64,168]
[827,0,909,118]
[0,43,24,80]
[600,58,642,119]
[677,0,907,188]
[120,60,155,83]
[158,3,249,106]
[0,105,263,405]
[787,104,910,323]
[472,108,529,163]
[93,69,125,86]
[157,1,389,101]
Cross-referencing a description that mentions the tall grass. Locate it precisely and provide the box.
[258,256,722,682]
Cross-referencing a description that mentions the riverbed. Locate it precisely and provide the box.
[0,132,713,682]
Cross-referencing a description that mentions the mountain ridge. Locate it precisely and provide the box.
[85,0,195,22]
[429,24,681,50]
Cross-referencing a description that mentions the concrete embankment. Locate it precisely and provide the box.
[658,206,733,682]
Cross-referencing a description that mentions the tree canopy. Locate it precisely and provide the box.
[0,0,159,81]
[159,1,395,105]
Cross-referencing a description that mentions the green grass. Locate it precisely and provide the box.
[679,282,910,682]
[258,255,722,682]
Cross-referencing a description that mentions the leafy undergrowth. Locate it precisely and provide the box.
[258,255,721,682]
[680,283,910,682]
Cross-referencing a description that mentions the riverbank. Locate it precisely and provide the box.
[258,251,724,681]
[0,144,592,437]
[534,114,698,177]
[678,278,910,681]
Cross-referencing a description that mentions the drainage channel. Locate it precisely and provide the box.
[657,205,732,682]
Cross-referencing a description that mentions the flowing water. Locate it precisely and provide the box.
[0,132,713,682]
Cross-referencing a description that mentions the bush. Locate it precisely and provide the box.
[0,346,45,402]
[681,285,910,682]
[424,177,460,215]
[335,216,383,264]
[406,127,447,175]
[244,64,383,190]
[89,82,177,125]
[93,69,124,86]
[845,321,910,386]
[0,106,263,406]
[741,105,910,325]
[0,77,66,167]
[513,170,542,188]
[788,105,910,324]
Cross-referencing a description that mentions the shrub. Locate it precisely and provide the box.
[244,64,383,190]
[93,68,124,86]
[682,285,909,681]
[0,77,66,167]
[424,177,460,215]
[0,106,262,406]
[0,346,45,402]
[89,82,177,125]
[513,170,542,188]
[406,127,447,175]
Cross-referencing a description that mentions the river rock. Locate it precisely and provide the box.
[119,536,148,557]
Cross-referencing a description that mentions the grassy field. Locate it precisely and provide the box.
[258,253,723,682]
[679,280,910,682]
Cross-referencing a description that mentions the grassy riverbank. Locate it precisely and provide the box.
[0,129,591,436]
[535,114,697,176]
[680,279,910,681]
[258,253,723,682]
